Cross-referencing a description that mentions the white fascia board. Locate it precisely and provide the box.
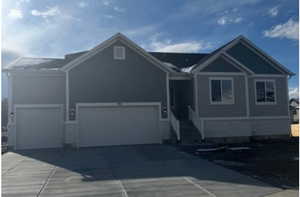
[14,104,64,109]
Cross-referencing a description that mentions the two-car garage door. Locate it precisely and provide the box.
[78,104,161,147]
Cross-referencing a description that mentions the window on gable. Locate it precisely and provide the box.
[113,46,125,60]
[210,78,234,104]
[255,80,276,104]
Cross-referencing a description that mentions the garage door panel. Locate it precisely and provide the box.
[119,107,160,144]
[79,107,121,146]
[16,107,63,150]
[78,105,161,147]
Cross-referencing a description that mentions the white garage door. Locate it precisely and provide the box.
[16,105,63,150]
[78,104,161,147]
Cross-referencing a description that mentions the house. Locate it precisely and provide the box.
[289,98,299,123]
[4,33,294,150]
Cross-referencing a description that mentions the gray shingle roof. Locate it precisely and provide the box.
[149,52,208,69]
[3,57,68,70]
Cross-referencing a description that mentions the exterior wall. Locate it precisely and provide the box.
[248,76,289,116]
[12,71,66,105]
[226,42,282,74]
[197,74,247,117]
[203,118,290,139]
[251,118,290,136]
[69,40,168,118]
[159,120,171,140]
[203,119,251,138]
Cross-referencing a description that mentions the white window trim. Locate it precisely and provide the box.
[209,77,235,105]
[254,79,277,105]
[113,46,125,60]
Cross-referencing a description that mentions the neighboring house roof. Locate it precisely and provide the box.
[290,98,299,105]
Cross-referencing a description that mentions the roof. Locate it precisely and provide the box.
[3,57,69,70]
[3,34,294,76]
[149,52,208,69]
[4,51,208,72]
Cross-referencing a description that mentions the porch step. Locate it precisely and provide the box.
[180,120,203,145]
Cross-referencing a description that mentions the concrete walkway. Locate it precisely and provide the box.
[264,189,298,197]
[2,145,283,197]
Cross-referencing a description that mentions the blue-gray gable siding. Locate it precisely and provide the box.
[227,42,282,74]
[69,40,168,118]
[201,57,242,72]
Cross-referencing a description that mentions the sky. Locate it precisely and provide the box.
[1,0,299,98]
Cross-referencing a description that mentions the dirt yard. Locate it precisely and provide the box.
[180,139,299,189]
[291,124,299,137]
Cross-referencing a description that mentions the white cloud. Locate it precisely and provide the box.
[31,6,60,18]
[148,37,212,53]
[100,0,125,13]
[264,19,299,40]
[113,6,125,13]
[78,2,88,8]
[102,0,111,6]
[268,6,279,17]
[289,87,299,99]
[16,0,30,7]
[217,16,243,25]
[8,9,23,19]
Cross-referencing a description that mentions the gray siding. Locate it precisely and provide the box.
[197,75,247,117]
[227,42,282,74]
[248,76,289,116]
[204,119,251,138]
[69,40,168,118]
[252,118,290,136]
[201,57,241,72]
[12,71,65,105]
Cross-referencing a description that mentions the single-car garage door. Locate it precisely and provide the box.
[15,105,63,150]
[78,104,161,147]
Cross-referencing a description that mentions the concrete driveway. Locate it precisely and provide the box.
[2,145,282,197]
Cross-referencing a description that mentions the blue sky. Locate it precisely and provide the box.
[1,0,299,98]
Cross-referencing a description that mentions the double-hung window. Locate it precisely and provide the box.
[210,78,234,104]
[255,80,276,104]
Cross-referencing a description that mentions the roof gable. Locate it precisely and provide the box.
[201,56,242,73]
[61,33,173,73]
[192,35,294,76]
[227,42,282,74]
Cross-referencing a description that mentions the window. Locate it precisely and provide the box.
[255,80,276,104]
[210,78,234,104]
[113,46,125,60]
